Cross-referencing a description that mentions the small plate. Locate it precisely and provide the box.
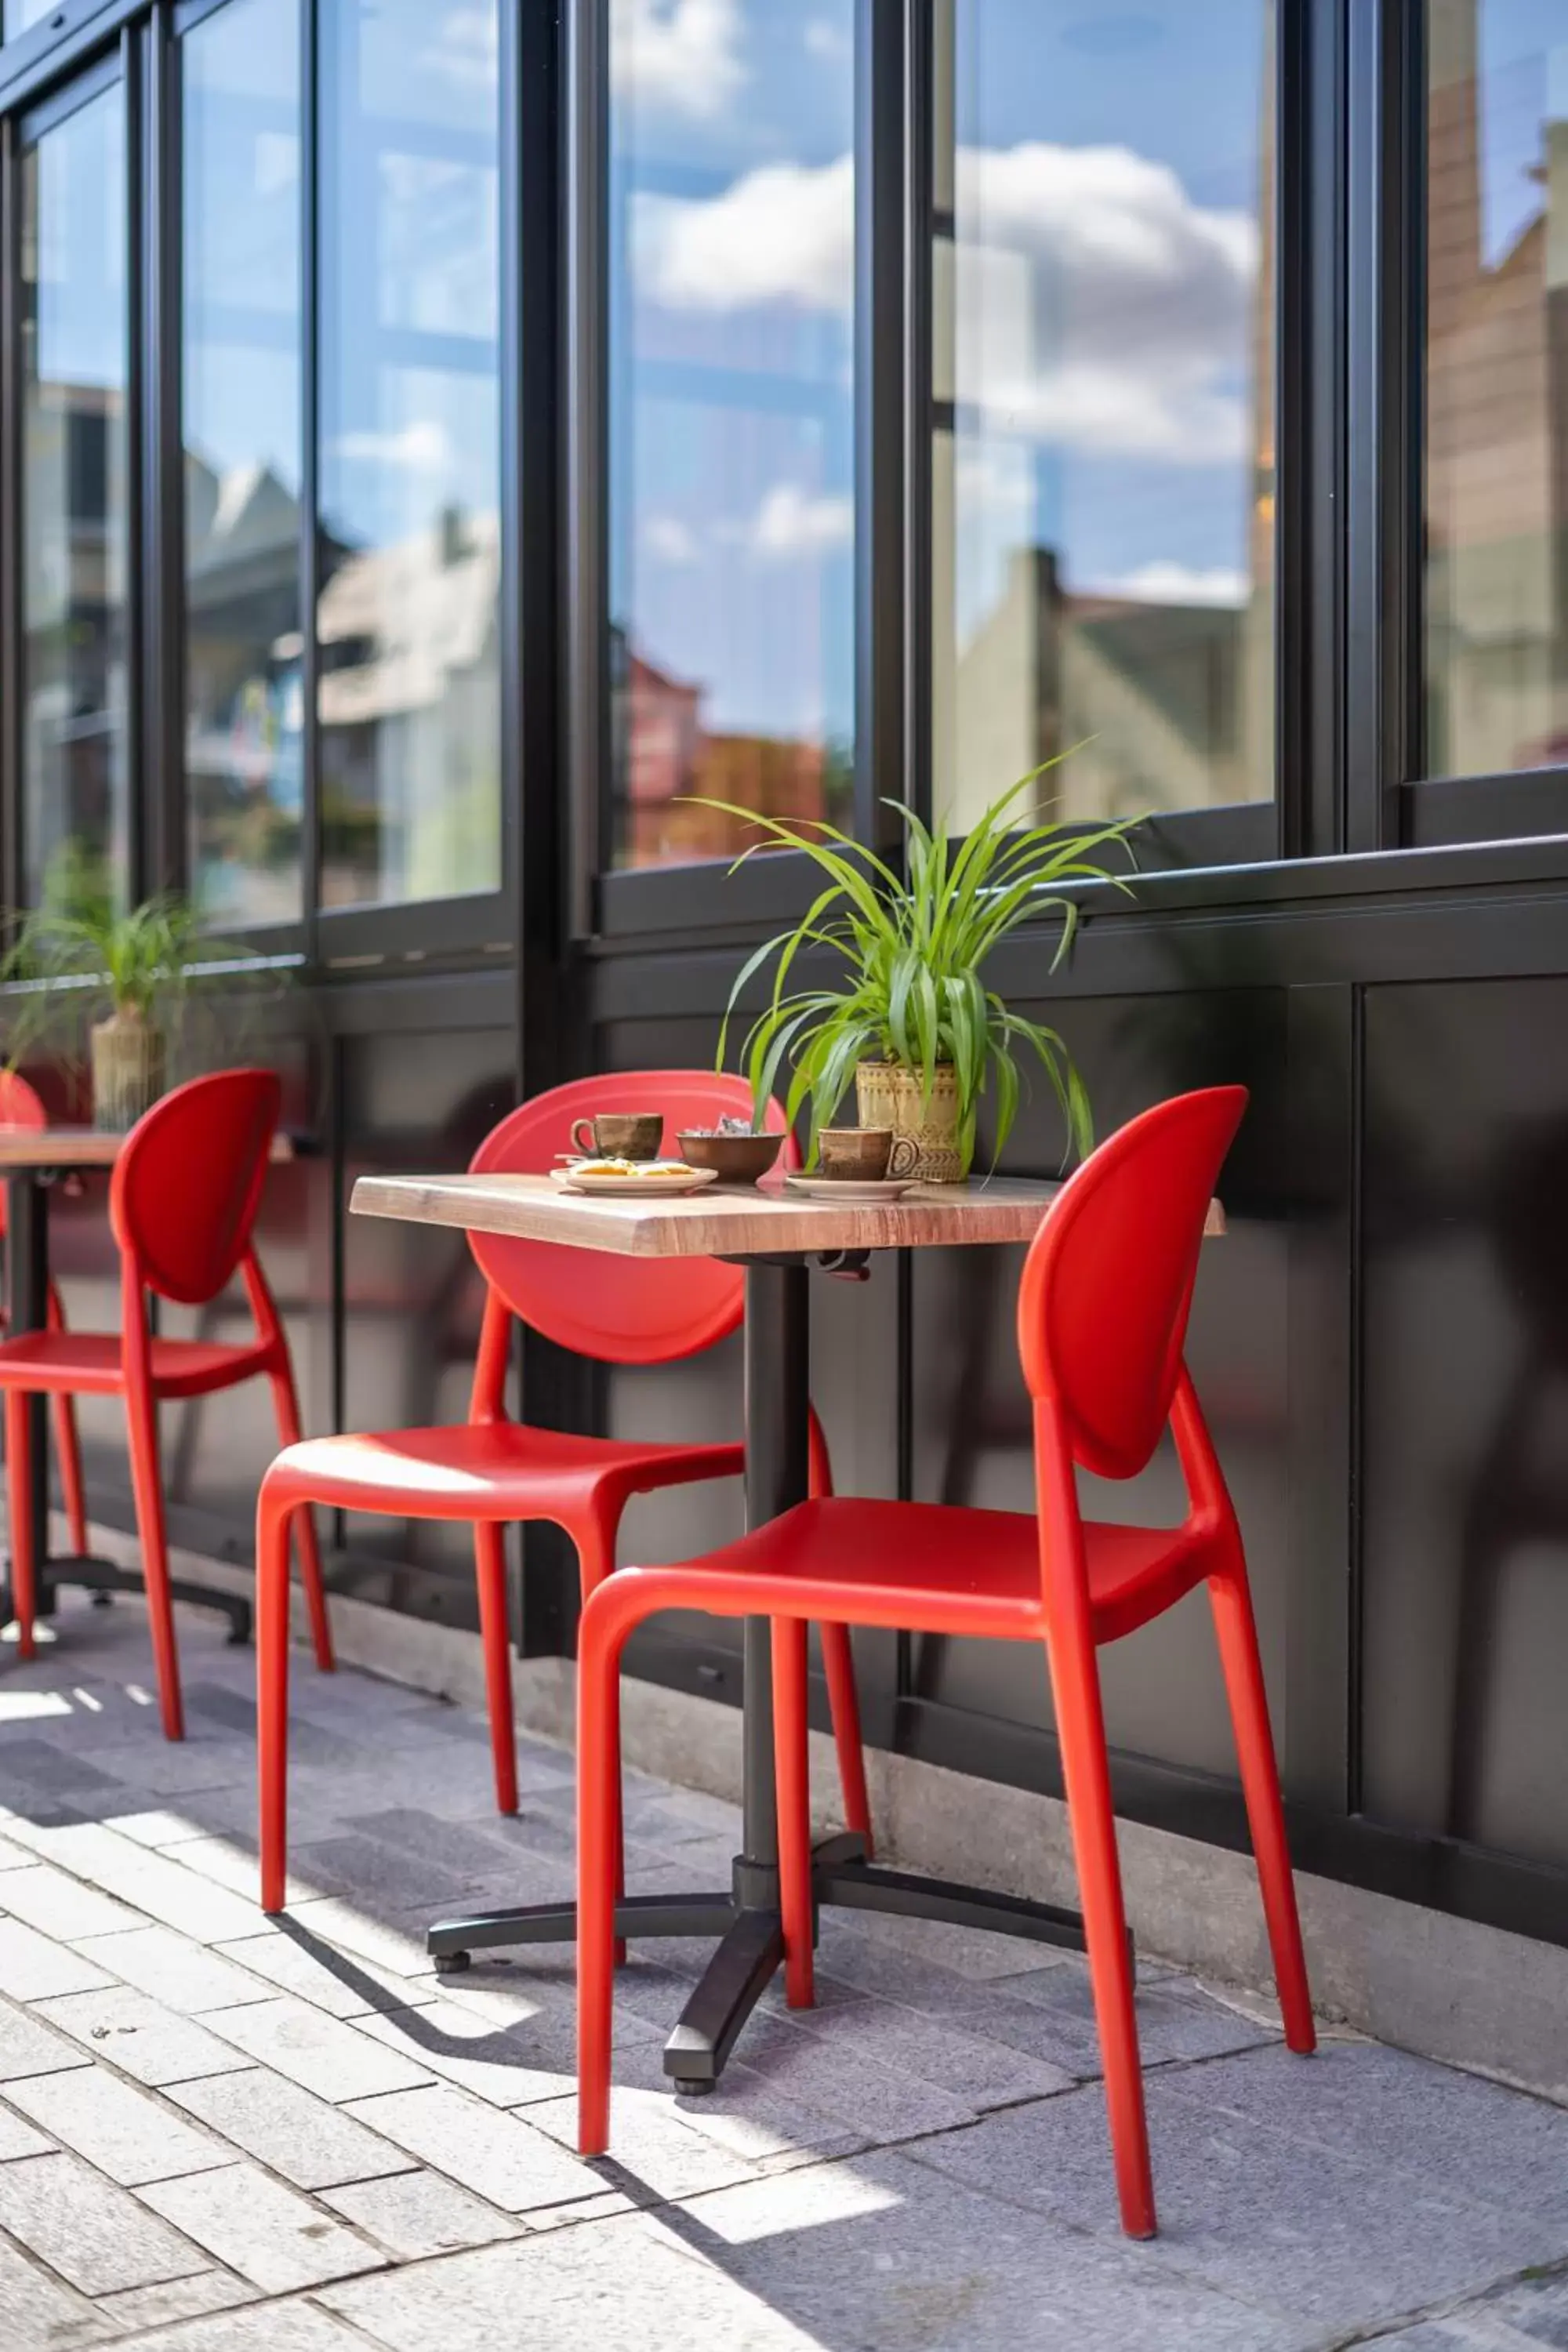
[784,1173,918,1202]
[549,1165,719,1197]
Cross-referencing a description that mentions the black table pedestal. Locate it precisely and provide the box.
[423,1252,1097,2090]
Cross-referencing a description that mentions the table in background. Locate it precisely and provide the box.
[350,1167,1224,2092]
[0,1125,297,1646]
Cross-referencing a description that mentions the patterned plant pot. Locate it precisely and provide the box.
[91,1012,166,1131]
[855,1060,969,1184]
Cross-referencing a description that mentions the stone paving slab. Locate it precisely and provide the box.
[167,2067,418,2191]
[32,1986,255,2088]
[5,2063,234,2186]
[318,2167,524,2260]
[139,2161,388,2293]
[0,2149,210,2296]
[3,1589,1568,2350]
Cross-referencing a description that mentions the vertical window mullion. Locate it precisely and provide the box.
[0,110,20,919]
[123,17,147,901]
[854,0,909,861]
[564,0,606,938]
[143,1,183,896]
[301,0,319,951]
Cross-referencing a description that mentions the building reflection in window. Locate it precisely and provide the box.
[317,0,501,908]
[1425,0,1568,782]
[20,84,130,908]
[932,0,1276,829]
[608,0,855,870]
[183,0,304,927]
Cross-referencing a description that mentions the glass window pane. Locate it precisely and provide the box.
[933,0,1276,829]
[608,0,855,871]
[318,0,501,908]
[1425,2,1568,781]
[20,84,130,907]
[183,0,304,928]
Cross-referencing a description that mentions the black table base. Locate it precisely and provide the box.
[1,1557,253,1646]
[424,1251,1097,2094]
[426,1830,1088,2092]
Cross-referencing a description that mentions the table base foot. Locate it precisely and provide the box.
[662,1907,784,2092]
[426,1889,736,1967]
[1,1559,253,1647]
[815,1853,1089,1958]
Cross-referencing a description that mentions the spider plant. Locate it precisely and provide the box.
[2,843,289,1120]
[705,769,1138,1175]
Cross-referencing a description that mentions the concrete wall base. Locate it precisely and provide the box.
[78,1519,1568,2107]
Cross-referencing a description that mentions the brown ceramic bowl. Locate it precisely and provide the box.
[677,1129,785,1185]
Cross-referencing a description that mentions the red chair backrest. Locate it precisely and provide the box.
[110,1068,281,1306]
[0,1073,46,1241]
[467,1071,789,1366]
[1017,1086,1247,1481]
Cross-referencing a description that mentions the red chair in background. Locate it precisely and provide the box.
[256,1071,872,1915]
[0,1069,331,1737]
[575,1087,1314,2240]
[0,1073,88,1556]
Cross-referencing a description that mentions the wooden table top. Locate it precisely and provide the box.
[0,1126,296,1169]
[350,1169,1226,1258]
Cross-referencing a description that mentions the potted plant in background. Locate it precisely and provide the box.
[709,773,1138,1181]
[2,847,283,1128]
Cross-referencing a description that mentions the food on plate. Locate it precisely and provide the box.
[564,1157,700,1179]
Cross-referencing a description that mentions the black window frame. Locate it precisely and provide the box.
[1368,0,1568,857]
[0,0,521,981]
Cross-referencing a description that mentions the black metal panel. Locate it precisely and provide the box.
[1359,975,1568,1872]
[905,989,1290,1781]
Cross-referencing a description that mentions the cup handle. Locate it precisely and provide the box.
[570,1117,596,1156]
[887,1135,920,1178]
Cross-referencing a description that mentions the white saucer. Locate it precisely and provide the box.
[784,1174,918,1202]
[549,1165,719,1197]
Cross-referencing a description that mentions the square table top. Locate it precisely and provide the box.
[0,1126,296,1170]
[349,1169,1226,1258]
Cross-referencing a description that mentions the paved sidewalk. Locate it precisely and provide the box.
[0,1593,1566,2350]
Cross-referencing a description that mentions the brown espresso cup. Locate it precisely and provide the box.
[816,1127,920,1181]
[570,1112,664,1161]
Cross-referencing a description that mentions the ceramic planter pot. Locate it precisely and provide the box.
[855,1060,968,1184]
[92,1011,166,1131]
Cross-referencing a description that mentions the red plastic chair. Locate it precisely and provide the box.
[0,1069,331,1737]
[0,1073,88,1556]
[574,1087,1314,2238]
[256,1070,872,1914]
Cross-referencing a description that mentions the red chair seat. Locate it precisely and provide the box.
[0,1329,275,1400]
[265,1424,744,1524]
[601,1497,1214,1645]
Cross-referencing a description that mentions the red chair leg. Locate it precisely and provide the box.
[474,1523,518,1814]
[576,1515,626,1965]
[1208,1559,1316,2056]
[773,1614,815,2009]
[267,1369,333,1672]
[257,1480,294,1913]
[124,1378,183,1743]
[1047,1627,1156,2240]
[5,1390,38,1660]
[577,1593,622,2155]
[807,1410,874,1854]
[53,1395,88,1559]
[821,1623,873,1853]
